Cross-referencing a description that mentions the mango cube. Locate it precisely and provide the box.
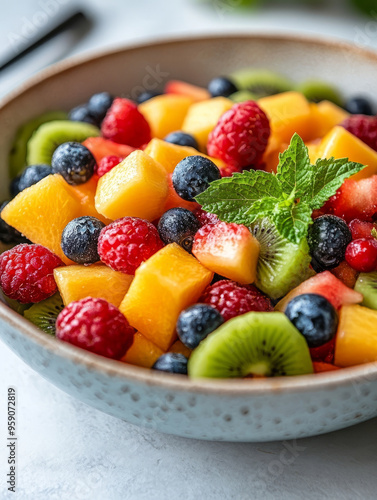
[170,340,192,358]
[69,176,111,224]
[121,332,164,368]
[119,243,213,351]
[308,101,349,140]
[95,150,168,221]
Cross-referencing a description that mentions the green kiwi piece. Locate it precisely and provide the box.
[24,293,64,336]
[188,311,313,378]
[0,290,31,315]
[296,80,343,106]
[27,120,100,166]
[250,218,313,300]
[9,111,67,179]
[354,271,377,310]
[229,69,293,98]
[229,90,258,103]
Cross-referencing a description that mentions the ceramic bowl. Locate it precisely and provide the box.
[1,34,377,442]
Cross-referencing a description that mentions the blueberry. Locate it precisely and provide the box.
[0,201,29,244]
[172,155,221,202]
[17,164,51,192]
[164,131,198,149]
[208,76,238,98]
[177,304,224,349]
[345,96,374,115]
[52,142,96,185]
[87,92,114,122]
[61,216,105,264]
[68,105,99,127]
[285,293,338,348]
[10,176,21,197]
[307,215,352,272]
[136,91,161,104]
[152,353,188,375]
[158,208,200,253]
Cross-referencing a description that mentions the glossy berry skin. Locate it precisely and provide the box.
[87,92,114,123]
[152,353,188,375]
[208,76,238,98]
[0,244,64,303]
[97,155,123,177]
[0,202,29,244]
[158,207,200,253]
[68,105,99,127]
[345,96,374,116]
[345,238,377,272]
[17,164,51,192]
[342,114,377,151]
[285,293,338,348]
[177,304,224,349]
[164,131,198,149]
[307,215,352,272]
[136,91,161,104]
[61,216,105,265]
[98,217,164,274]
[52,142,96,185]
[172,155,221,202]
[56,297,134,359]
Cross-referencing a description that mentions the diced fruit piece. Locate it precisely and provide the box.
[1,174,83,264]
[119,243,213,351]
[263,137,289,174]
[335,304,377,366]
[68,176,111,224]
[354,271,377,310]
[61,216,104,265]
[308,101,349,140]
[165,80,210,102]
[258,91,312,143]
[208,77,238,98]
[169,340,192,358]
[188,312,313,378]
[342,114,377,152]
[152,353,188,374]
[82,137,135,164]
[182,97,233,151]
[24,292,64,335]
[313,362,340,373]
[163,174,200,213]
[230,68,293,99]
[158,208,200,253]
[275,271,363,312]
[345,238,377,272]
[314,126,377,181]
[54,264,133,307]
[330,261,358,289]
[121,332,164,368]
[349,219,376,240]
[296,80,343,107]
[192,222,260,284]
[95,150,168,221]
[193,208,219,226]
[310,338,335,363]
[139,95,193,139]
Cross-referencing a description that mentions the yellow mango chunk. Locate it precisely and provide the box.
[315,126,377,181]
[144,138,225,173]
[95,150,168,221]
[121,332,164,368]
[68,176,111,224]
[120,243,213,351]
[139,94,193,139]
[170,340,192,358]
[306,140,321,164]
[1,174,82,264]
[182,97,233,151]
[54,264,133,307]
[258,91,312,143]
[308,101,349,140]
[335,305,377,367]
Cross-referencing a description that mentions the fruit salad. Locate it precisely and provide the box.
[1,69,377,379]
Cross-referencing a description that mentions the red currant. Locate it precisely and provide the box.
[345,238,377,272]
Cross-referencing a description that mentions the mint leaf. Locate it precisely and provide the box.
[307,157,365,210]
[244,197,279,223]
[272,203,313,244]
[276,133,312,198]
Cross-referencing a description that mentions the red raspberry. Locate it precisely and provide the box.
[0,244,64,303]
[348,219,376,240]
[342,115,377,151]
[56,297,134,359]
[97,155,123,177]
[101,98,151,148]
[200,279,273,321]
[207,101,270,168]
[193,208,219,226]
[345,238,377,272]
[310,338,335,364]
[98,217,164,274]
[219,163,242,178]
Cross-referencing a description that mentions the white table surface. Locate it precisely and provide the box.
[1,1,377,498]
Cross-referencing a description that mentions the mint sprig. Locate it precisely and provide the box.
[196,134,365,244]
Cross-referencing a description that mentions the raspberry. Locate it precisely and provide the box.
[219,162,242,178]
[98,217,164,274]
[207,101,270,168]
[56,297,134,359]
[345,238,377,272]
[0,244,64,303]
[101,98,151,148]
[310,338,335,364]
[193,208,219,226]
[97,155,123,177]
[342,115,377,151]
[200,279,273,321]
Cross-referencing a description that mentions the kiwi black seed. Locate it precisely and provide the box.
[24,293,65,336]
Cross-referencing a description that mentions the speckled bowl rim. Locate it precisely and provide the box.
[1,33,377,396]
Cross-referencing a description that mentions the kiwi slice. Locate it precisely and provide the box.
[250,218,313,300]
[24,293,64,336]
[27,120,100,166]
[188,311,313,378]
[9,111,67,179]
[354,271,377,310]
[296,80,343,106]
[229,90,257,103]
[229,69,293,99]
[0,290,31,315]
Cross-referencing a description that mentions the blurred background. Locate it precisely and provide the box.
[1,0,377,98]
